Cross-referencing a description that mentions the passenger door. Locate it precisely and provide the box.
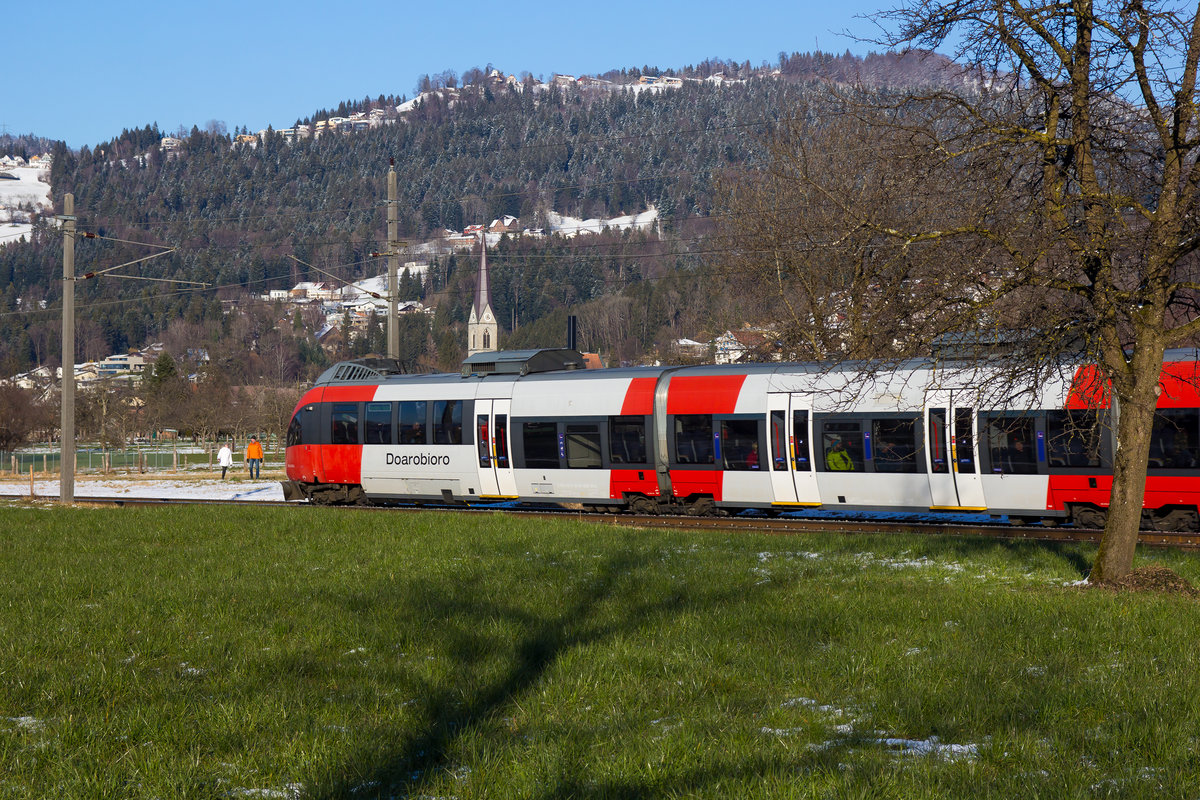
[768,393,821,507]
[926,399,987,510]
[476,399,517,499]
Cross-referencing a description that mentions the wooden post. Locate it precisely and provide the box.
[29,464,34,499]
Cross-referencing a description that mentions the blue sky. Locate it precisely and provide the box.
[7,0,892,149]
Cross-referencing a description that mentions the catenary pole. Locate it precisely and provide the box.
[387,161,399,359]
[60,194,76,503]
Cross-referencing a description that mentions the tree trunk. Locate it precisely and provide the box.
[1091,349,1163,582]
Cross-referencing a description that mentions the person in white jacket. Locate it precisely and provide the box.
[217,442,234,480]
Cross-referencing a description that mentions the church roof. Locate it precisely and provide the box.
[473,235,494,317]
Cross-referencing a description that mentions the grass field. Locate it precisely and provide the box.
[1,503,1199,798]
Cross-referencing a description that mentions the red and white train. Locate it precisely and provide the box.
[281,348,1200,530]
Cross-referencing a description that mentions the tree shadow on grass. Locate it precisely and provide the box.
[310,550,756,799]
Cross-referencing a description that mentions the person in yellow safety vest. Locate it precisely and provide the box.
[826,438,854,471]
[245,435,264,480]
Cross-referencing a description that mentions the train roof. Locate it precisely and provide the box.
[312,348,1200,389]
[313,350,667,388]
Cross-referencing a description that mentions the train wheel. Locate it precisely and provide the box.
[1071,504,1107,529]
[1153,508,1200,532]
[629,496,658,515]
[686,498,715,516]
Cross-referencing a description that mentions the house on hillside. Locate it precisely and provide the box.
[488,216,520,234]
[290,281,340,301]
[9,365,53,391]
[713,328,782,364]
[444,232,477,250]
[98,353,147,377]
[316,323,344,354]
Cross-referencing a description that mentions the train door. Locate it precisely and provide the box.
[926,400,987,510]
[476,399,518,499]
[768,393,821,507]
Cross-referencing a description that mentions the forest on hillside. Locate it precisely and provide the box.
[0,50,963,381]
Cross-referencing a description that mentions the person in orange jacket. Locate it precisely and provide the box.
[246,435,264,480]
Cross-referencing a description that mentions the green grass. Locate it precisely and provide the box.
[1,504,1199,798]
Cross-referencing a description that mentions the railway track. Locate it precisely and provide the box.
[22,493,1200,550]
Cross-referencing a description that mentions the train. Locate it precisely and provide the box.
[281,348,1200,531]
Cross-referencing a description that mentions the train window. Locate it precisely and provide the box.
[287,406,312,448]
[872,418,919,473]
[821,421,863,471]
[331,403,359,445]
[477,415,491,467]
[673,415,714,465]
[522,422,559,469]
[929,409,948,473]
[721,419,762,470]
[434,400,464,445]
[1046,410,1104,469]
[770,411,787,471]
[1148,409,1200,470]
[955,409,976,474]
[609,416,648,465]
[364,403,393,445]
[792,410,811,471]
[495,415,509,468]
[566,425,603,469]
[399,401,427,445]
[982,415,1038,474]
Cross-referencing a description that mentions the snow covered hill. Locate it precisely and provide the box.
[0,160,53,246]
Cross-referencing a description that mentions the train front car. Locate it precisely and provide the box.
[282,359,488,506]
[283,351,669,509]
[282,359,397,504]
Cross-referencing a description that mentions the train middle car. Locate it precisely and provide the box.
[282,349,1200,530]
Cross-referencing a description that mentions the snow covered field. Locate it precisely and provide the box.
[0,165,52,246]
[0,475,287,502]
[547,206,658,237]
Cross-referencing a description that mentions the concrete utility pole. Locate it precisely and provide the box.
[387,161,399,359]
[54,203,185,505]
[59,194,76,503]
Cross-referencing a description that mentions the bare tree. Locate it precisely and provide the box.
[723,0,1200,581]
[0,383,53,451]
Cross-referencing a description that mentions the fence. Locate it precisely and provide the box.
[1,437,281,477]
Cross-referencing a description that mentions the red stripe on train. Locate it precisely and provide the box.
[666,375,747,415]
[1066,361,1200,410]
[621,377,658,415]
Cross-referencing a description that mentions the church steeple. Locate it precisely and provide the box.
[467,233,498,355]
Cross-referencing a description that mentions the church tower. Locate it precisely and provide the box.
[467,235,498,355]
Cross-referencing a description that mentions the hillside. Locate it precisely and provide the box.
[0,50,969,378]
